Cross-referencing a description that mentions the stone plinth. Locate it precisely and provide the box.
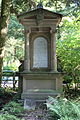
[21,71,63,100]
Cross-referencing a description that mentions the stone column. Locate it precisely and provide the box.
[24,30,30,71]
[50,29,57,72]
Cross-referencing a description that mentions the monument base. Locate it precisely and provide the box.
[21,89,62,100]
[21,72,63,100]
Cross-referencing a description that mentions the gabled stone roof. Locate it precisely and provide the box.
[17,8,62,19]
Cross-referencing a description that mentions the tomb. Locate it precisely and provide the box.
[17,5,63,100]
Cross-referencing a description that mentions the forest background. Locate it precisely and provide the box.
[0,0,80,89]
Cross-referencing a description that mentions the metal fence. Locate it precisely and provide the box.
[2,70,19,90]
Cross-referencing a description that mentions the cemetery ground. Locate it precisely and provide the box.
[0,87,80,120]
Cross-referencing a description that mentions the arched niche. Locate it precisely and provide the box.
[33,37,48,68]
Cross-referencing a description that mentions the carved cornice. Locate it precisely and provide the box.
[50,29,57,34]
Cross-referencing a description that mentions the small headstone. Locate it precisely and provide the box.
[24,99,36,110]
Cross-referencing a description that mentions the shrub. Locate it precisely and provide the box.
[0,113,21,120]
[2,101,24,116]
[0,88,14,109]
[46,97,80,120]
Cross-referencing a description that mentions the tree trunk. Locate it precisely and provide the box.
[0,0,11,87]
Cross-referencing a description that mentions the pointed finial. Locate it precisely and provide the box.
[37,0,43,8]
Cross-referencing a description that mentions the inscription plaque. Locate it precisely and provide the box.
[33,37,48,68]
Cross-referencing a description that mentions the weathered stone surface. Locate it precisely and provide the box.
[17,7,63,100]
[33,37,48,68]
[22,89,62,100]
[24,99,36,110]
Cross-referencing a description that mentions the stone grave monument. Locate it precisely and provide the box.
[17,4,63,100]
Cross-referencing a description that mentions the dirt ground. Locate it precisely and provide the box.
[19,102,50,120]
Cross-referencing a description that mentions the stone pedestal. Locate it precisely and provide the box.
[21,72,63,100]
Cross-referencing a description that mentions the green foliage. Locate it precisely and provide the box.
[46,97,80,120]
[8,15,24,40]
[0,101,24,120]
[2,101,24,116]
[6,15,24,60]
[12,93,21,102]
[3,62,18,71]
[0,113,21,120]
[3,15,24,70]
[57,13,80,89]
[0,87,14,98]
[12,0,36,13]
[0,88,24,119]
[11,0,80,16]
[0,87,14,109]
